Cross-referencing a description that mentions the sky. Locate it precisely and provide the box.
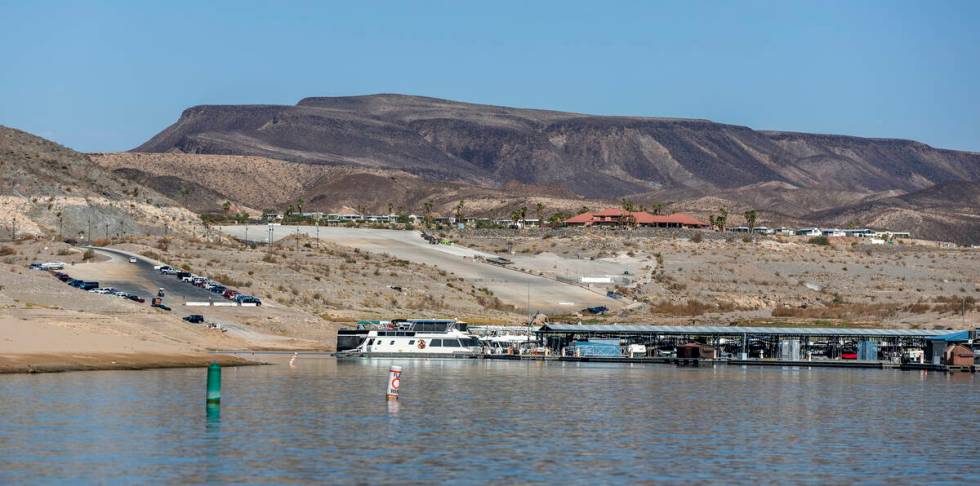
[1,0,978,152]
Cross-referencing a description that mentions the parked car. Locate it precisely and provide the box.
[129,257,138,263]
[158,266,176,274]
[152,303,172,311]
[210,285,227,294]
[119,293,145,303]
[183,314,205,324]
[236,295,262,306]
[29,263,43,270]
[176,271,192,280]
[222,289,240,300]
[68,279,84,287]
[79,282,100,291]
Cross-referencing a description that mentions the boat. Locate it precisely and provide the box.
[335,319,483,358]
[468,325,542,355]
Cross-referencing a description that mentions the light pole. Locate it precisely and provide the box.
[315,220,319,249]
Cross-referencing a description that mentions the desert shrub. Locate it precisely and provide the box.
[262,254,278,264]
[690,232,703,243]
[213,273,250,288]
[0,246,15,256]
[141,251,162,261]
[651,299,708,316]
[771,303,901,320]
[808,236,830,246]
[82,249,95,261]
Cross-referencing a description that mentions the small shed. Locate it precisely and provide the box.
[677,343,716,359]
[944,344,974,367]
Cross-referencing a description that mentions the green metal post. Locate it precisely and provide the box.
[206,363,221,405]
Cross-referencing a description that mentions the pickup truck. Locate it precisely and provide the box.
[182,315,205,324]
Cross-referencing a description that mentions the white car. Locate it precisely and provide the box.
[129,257,138,263]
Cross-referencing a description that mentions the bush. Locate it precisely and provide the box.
[0,246,15,256]
[690,232,703,243]
[808,236,830,246]
[82,249,95,261]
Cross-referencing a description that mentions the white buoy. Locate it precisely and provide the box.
[386,365,402,400]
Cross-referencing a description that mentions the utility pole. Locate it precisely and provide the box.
[87,217,92,243]
[295,227,299,251]
[104,223,109,242]
[10,218,15,240]
[315,220,319,249]
[244,225,248,247]
[58,214,63,239]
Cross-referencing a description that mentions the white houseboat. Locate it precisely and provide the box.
[336,319,483,358]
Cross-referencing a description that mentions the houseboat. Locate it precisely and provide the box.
[335,319,483,358]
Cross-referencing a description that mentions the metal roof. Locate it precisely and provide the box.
[537,323,965,338]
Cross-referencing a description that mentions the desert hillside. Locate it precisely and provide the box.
[124,94,980,244]
[0,126,199,239]
[136,94,980,198]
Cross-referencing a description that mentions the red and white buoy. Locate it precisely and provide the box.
[386,365,402,400]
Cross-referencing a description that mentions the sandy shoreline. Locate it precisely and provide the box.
[0,352,261,374]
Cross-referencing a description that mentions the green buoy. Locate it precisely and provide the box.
[206,362,221,405]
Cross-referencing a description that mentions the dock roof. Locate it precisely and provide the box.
[537,324,968,339]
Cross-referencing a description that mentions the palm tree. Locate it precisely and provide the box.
[422,201,433,228]
[454,200,465,225]
[651,202,665,215]
[743,209,758,232]
[534,202,544,228]
[620,198,637,228]
[222,201,232,214]
[713,207,728,232]
[518,206,528,228]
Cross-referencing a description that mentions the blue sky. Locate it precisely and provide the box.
[1,0,977,152]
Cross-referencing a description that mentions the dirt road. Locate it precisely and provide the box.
[221,226,621,314]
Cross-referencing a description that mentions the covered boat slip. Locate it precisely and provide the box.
[535,324,971,362]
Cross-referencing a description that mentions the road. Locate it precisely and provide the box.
[75,247,217,304]
[220,225,621,314]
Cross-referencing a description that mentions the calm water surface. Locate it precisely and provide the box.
[0,357,977,484]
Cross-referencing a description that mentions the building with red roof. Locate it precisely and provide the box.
[564,209,708,228]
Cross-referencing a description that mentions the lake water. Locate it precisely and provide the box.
[1,357,977,484]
